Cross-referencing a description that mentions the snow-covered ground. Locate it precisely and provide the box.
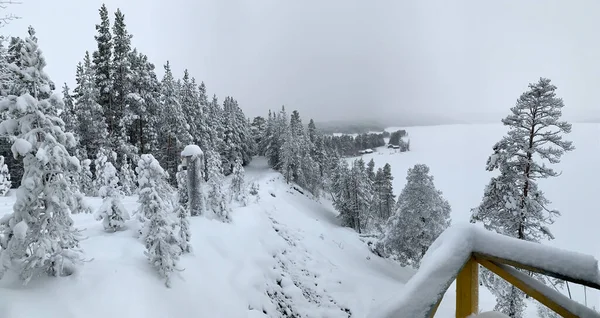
[0,123,597,317]
[0,158,412,318]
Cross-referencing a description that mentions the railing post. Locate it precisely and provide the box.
[456,255,479,317]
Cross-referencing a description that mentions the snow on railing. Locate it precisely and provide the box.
[369,224,600,318]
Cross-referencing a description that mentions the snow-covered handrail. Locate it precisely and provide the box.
[369,224,600,318]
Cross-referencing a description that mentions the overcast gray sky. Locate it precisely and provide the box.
[3,0,600,125]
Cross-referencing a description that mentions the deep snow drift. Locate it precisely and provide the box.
[0,123,598,318]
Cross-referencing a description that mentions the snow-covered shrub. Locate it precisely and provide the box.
[94,161,129,232]
[0,156,11,195]
[136,154,180,287]
[249,182,259,196]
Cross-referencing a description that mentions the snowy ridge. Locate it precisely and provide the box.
[371,223,600,318]
[0,159,410,318]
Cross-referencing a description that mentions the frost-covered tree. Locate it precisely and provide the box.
[93,150,114,196]
[119,154,137,196]
[74,51,109,160]
[92,4,114,138]
[80,158,94,196]
[94,161,129,232]
[0,28,85,282]
[470,78,574,317]
[176,163,188,208]
[229,156,247,206]
[372,163,395,222]
[331,159,372,233]
[157,61,192,183]
[60,83,78,135]
[175,203,191,254]
[206,150,230,222]
[380,164,451,267]
[0,155,11,195]
[135,154,173,228]
[126,50,160,155]
[136,154,180,287]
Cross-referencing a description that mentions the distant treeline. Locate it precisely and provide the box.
[323,133,386,157]
[316,121,388,135]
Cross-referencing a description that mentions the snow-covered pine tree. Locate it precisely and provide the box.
[229,156,247,206]
[94,160,129,231]
[80,158,94,196]
[332,159,372,233]
[119,154,137,195]
[176,163,188,208]
[157,61,192,184]
[74,51,109,161]
[92,150,110,196]
[380,164,451,267]
[380,163,395,220]
[135,154,180,287]
[92,4,115,140]
[174,203,191,254]
[127,49,160,155]
[251,116,267,155]
[0,27,85,282]
[60,83,78,136]
[366,158,375,181]
[112,8,133,156]
[0,156,11,195]
[206,150,230,222]
[179,70,200,143]
[135,154,173,228]
[470,78,574,317]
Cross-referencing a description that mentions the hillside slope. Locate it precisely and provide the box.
[0,158,411,318]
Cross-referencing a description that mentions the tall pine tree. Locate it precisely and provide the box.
[470,78,574,317]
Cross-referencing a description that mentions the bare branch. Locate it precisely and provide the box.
[0,0,21,28]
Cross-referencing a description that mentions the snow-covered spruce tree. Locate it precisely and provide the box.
[331,159,372,233]
[92,4,115,139]
[0,155,11,195]
[206,150,230,222]
[176,163,188,209]
[135,154,180,287]
[119,154,137,196]
[174,203,191,254]
[380,164,451,267]
[229,156,248,206]
[80,158,94,196]
[111,8,133,152]
[94,161,129,232]
[470,78,574,317]
[0,27,85,282]
[73,51,109,160]
[126,50,161,155]
[157,61,192,184]
[92,150,110,196]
